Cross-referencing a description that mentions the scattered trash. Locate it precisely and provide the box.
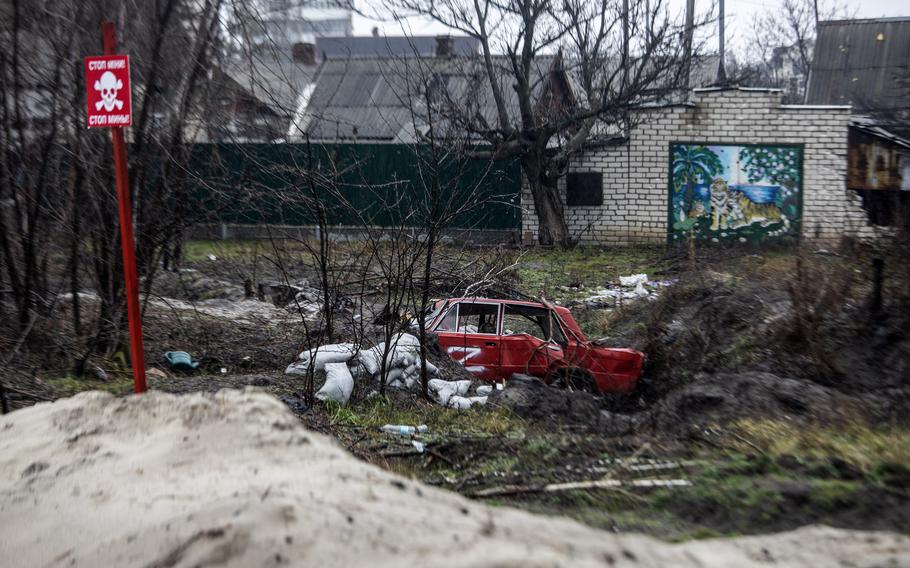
[619,273,648,287]
[411,440,426,453]
[145,367,168,380]
[90,365,108,381]
[278,395,308,414]
[380,424,428,436]
[569,274,678,309]
[207,254,217,261]
[220,367,228,374]
[470,478,692,498]
[164,351,200,372]
[315,362,354,405]
[476,385,494,396]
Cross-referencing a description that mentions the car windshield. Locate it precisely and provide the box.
[423,300,446,325]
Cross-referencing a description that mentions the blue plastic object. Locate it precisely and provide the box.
[164,351,200,372]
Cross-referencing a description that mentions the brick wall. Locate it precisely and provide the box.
[522,88,872,245]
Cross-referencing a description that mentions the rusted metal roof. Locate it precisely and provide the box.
[807,17,910,111]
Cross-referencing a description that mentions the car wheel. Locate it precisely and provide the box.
[551,368,599,395]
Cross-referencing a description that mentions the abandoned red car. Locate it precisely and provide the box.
[425,298,644,393]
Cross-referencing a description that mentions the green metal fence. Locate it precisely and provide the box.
[187,143,521,231]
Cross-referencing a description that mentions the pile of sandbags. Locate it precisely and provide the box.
[285,333,447,405]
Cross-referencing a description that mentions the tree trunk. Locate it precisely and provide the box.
[523,155,569,247]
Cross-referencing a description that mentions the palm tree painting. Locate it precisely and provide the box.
[672,145,724,204]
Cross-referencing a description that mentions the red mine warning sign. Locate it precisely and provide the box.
[84,54,132,128]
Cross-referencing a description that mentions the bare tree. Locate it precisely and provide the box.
[0,0,245,377]
[748,0,852,102]
[378,0,699,247]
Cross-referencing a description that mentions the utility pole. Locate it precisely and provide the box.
[684,0,695,90]
[717,0,727,84]
[622,0,629,88]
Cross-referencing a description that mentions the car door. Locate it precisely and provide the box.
[432,301,503,381]
[498,303,565,380]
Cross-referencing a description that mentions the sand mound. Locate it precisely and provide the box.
[1,390,908,567]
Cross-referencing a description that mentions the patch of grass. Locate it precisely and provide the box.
[808,479,860,510]
[183,240,270,262]
[326,395,523,437]
[45,373,135,397]
[730,419,910,477]
[516,246,670,299]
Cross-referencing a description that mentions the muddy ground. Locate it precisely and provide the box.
[4,240,910,541]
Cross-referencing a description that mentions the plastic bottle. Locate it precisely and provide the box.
[380,424,428,436]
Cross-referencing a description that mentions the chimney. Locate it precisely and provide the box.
[435,35,454,58]
[371,26,379,37]
[292,42,316,66]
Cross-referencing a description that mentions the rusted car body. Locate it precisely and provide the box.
[425,298,644,393]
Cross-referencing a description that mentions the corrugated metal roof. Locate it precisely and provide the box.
[303,56,556,141]
[223,49,318,117]
[807,17,910,111]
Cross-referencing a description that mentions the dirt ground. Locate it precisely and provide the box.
[3,239,910,543]
[5,389,909,567]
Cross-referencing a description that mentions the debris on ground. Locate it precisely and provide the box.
[380,424,428,436]
[567,273,676,309]
[2,390,908,567]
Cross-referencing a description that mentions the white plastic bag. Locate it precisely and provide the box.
[619,273,648,287]
[315,362,354,405]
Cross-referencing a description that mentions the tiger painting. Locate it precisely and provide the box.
[709,178,782,231]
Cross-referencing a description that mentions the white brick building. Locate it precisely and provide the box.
[522,87,874,246]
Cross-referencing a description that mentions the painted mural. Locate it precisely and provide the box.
[668,144,803,243]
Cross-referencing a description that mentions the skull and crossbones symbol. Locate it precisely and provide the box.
[94,71,123,112]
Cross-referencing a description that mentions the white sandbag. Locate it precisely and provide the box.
[315,362,354,405]
[446,395,488,410]
[379,367,405,384]
[286,343,357,375]
[358,334,424,376]
[385,333,421,369]
[357,344,385,376]
[447,396,473,410]
[476,385,494,396]
[428,379,472,406]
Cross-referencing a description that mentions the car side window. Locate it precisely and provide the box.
[456,302,499,334]
[502,304,566,344]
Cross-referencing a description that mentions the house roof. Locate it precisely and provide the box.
[222,48,319,119]
[315,36,480,59]
[302,55,556,141]
[807,17,910,112]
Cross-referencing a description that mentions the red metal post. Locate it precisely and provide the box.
[102,21,147,393]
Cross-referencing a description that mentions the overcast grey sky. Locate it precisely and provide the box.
[353,0,908,55]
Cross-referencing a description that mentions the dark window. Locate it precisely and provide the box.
[566,172,603,206]
[502,304,566,344]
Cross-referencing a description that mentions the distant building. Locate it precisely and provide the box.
[248,0,352,47]
[766,43,811,103]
